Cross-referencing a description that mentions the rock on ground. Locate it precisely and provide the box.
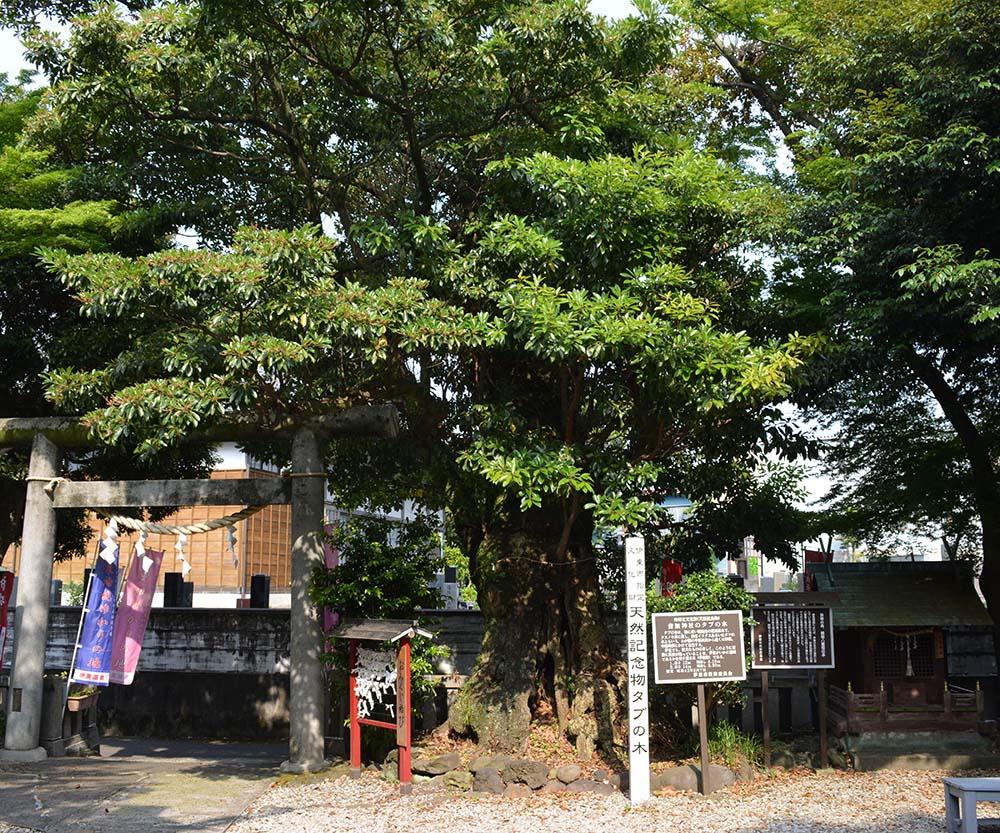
[473,768,504,795]
[412,752,461,776]
[651,764,736,793]
[565,779,616,795]
[443,770,473,791]
[555,764,582,784]
[470,755,512,773]
[502,760,549,790]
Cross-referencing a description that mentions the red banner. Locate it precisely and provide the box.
[0,570,13,672]
[110,549,164,685]
[661,558,683,596]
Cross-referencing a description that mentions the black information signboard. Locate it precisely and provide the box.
[751,606,835,669]
[651,610,747,685]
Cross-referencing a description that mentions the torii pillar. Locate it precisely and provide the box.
[1,433,60,761]
[281,427,328,773]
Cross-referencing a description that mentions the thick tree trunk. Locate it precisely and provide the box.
[449,509,624,759]
[906,349,1000,657]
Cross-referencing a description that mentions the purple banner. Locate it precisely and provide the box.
[71,541,119,686]
[110,549,163,685]
[0,570,12,672]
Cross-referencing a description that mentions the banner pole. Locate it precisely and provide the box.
[115,538,136,609]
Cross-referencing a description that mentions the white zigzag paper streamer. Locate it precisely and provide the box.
[100,518,119,564]
[136,530,154,574]
[355,647,397,720]
[175,532,191,578]
[227,524,238,569]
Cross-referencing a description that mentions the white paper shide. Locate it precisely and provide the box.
[355,646,397,719]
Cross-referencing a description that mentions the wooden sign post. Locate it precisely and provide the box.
[751,602,835,769]
[652,610,747,794]
[761,669,770,767]
[696,683,710,793]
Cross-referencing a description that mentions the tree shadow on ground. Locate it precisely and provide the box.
[0,741,283,833]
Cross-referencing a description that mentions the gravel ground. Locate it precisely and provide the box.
[230,769,989,833]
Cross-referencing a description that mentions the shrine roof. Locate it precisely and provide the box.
[329,618,433,642]
[805,562,992,628]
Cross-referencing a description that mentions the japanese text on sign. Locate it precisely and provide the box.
[651,610,746,685]
[624,536,651,803]
[751,607,834,669]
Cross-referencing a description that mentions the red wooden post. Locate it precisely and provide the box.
[397,636,412,795]
[348,638,361,777]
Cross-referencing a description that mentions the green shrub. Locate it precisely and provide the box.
[310,513,451,706]
[64,580,84,606]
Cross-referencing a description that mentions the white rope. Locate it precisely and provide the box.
[108,504,266,536]
[24,476,68,495]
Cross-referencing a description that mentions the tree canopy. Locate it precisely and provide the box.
[0,72,213,561]
[672,0,1000,593]
[13,0,820,756]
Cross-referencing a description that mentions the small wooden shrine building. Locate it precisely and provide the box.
[807,561,997,735]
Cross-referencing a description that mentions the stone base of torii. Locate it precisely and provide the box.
[0,407,397,770]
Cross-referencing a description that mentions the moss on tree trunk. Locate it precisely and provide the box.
[449,510,624,759]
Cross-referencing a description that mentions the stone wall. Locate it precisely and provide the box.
[38,607,292,740]
[28,608,625,740]
[42,606,291,673]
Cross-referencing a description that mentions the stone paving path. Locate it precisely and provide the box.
[0,738,284,833]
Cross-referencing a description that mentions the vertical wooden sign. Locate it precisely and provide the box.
[396,636,412,794]
[625,536,650,804]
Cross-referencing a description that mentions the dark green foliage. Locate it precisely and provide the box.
[310,514,449,704]
[0,73,216,562]
[311,514,444,619]
[672,0,1000,584]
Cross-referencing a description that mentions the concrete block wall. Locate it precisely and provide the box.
[41,607,292,741]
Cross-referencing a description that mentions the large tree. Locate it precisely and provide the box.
[27,0,812,755]
[673,0,1000,608]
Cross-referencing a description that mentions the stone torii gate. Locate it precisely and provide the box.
[0,405,398,769]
